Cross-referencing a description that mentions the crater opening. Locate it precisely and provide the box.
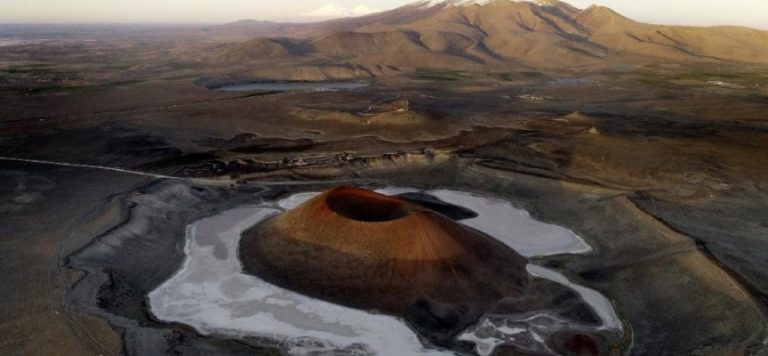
[326,188,412,222]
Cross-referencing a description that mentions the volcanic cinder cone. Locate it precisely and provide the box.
[240,187,529,341]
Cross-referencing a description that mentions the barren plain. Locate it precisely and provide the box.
[2,1,768,355]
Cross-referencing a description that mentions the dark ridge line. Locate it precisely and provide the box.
[471,156,768,310]
[0,90,282,125]
[64,201,139,271]
[64,179,168,283]
[454,14,489,37]
[629,193,768,316]
[529,6,567,34]
[63,181,274,355]
[401,29,430,50]
[623,31,724,61]
[471,158,633,192]
[59,182,153,356]
[539,3,592,35]
[655,30,689,50]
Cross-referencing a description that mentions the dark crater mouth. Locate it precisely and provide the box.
[326,189,411,222]
[397,192,479,221]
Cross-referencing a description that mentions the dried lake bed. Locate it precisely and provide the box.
[148,188,621,355]
[18,161,767,356]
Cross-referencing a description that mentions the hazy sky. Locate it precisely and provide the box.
[0,0,766,29]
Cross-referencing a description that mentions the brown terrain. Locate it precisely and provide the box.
[241,187,535,346]
[214,0,768,79]
[1,0,768,355]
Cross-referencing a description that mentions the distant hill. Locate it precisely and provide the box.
[215,0,768,72]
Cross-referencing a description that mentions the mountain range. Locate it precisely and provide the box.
[301,3,379,19]
[215,0,768,72]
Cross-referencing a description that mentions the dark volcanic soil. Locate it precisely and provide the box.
[1,31,768,355]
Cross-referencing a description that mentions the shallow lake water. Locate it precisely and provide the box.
[0,38,48,47]
[281,188,592,258]
[213,81,369,92]
[148,188,621,355]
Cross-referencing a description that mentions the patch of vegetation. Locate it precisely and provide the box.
[163,74,198,81]
[110,62,134,71]
[166,60,193,70]
[302,58,332,66]
[620,70,768,87]
[496,71,547,81]
[626,76,667,86]
[497,73,515,81]
[413,68,470,81]
[520,71,545,78]
[30,79,145,94]
[231,142,314,154]
[141,152,221,169]
[5,64,51,74]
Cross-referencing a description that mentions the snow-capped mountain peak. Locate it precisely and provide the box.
[413,0,559,8]
[302,2,379,19]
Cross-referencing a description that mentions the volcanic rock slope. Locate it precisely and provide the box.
[240,187,531,320]
[218,0,768,69]
[237,187,604,349]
